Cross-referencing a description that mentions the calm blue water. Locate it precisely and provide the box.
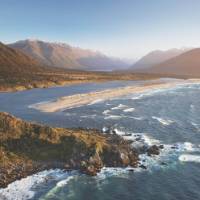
[0,79,200,200]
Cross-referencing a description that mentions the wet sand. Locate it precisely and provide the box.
[31,79,200,113]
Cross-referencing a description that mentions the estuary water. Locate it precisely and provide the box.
[0,79,200,200]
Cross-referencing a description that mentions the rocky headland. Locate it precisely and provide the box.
[0,112,161,188]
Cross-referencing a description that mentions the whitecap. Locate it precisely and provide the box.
[56,176,75,187]
[104,115,122,120]
[191,122,199,130]
[142,134,160,146]
[111,104,128,110]
[113,128,126,136]
[123,108,135,112]
[182,142,195,151]
[96,167,138,180]
[111,129,160,146]
[190,104,195,109]
[132,117,143,120]
[175,142,200,152]
[152,116,174,126]
[179,154,200,163]
[80,114,97,118]
[102,110,110,115]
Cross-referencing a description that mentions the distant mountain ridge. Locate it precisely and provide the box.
[9,40,129,71]
[130,48,190,70]
[146,48,200,76]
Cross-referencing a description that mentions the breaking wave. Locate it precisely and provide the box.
[152,116,174,126]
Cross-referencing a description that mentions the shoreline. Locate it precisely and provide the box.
[32,79,200,113]
[0,79,109,93]
[0,112,162,189]
[0,72,164,93]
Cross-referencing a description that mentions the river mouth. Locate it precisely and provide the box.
[1,79,200,200]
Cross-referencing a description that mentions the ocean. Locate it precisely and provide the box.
[0,79,200,200]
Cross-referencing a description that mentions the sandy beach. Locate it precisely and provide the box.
[31,79,200,113]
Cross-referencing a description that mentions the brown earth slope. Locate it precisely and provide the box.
[130,48,190,70]
[0,42,46,73]
[147,48,200,76]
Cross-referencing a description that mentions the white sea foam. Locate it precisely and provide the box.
[152,116,174,126]
[131,88,165,100]
[102,110,110,115]
[0,169,75,200]
[191,122,199,129]
[175,142,200,152]
[101,127,200,171]
[56,176,75,187]
[80,114,97,118]
[182,142,194,151]
[179,154,200,163]
[96,167,139,180]
[190,104,195,109]
[131,116,144,120]
[88,99,103,105]
[142,134,160,146]
[113,128,126,136]
[130,83,187,101]
[28,100,52,109]
[112,128,160,147]
[123,108,135,112]
[104,115,122,120]
[111,104,128,110]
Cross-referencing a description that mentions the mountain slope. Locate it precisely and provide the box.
[147,48,200,76]
[0,42,159,91]
[9,40,128,71]
[130,48,189,70]
[0,42,45,73]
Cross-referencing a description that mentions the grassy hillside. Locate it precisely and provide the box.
[0,112,139,187]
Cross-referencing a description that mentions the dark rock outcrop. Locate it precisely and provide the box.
[147,145,160,156]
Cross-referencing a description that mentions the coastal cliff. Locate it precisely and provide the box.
[0,112,162,188]
[0,112,141,188]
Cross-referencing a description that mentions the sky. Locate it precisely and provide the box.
[1,0,200,59]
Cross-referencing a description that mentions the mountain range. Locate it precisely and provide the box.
[9,40,129,71]
[2,38,200,77]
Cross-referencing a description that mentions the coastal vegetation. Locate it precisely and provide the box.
[0,112,140,188]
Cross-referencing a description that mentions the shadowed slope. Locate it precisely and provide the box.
[130,48,189,70]
[0,42,45,73]
[9,40,129,71]
[148,48,200,76]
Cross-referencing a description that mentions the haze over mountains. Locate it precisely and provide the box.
[130,48,190,70]
[9,40,129,71]
[128,47,200,76]
[1,38,200,77]
[147,48,200,76]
